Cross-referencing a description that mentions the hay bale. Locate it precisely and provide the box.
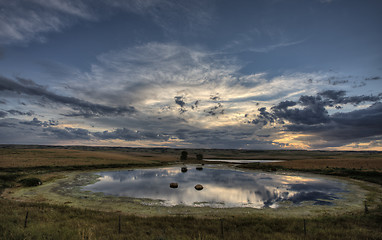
[170,183,178,188]
[194,184,203,190]
[18,178,42,187]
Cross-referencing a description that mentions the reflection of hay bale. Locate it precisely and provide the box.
[196,166,203,171]
[181,167,188,173]
[194,184,203,190]
[170,183,178,188]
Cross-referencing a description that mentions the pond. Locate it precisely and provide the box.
[203,159,284,163]
[81,165,348,208]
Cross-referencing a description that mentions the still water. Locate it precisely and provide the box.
[203,159,285,163]
[82,165,347,208]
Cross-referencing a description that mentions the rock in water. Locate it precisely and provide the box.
[194,184,203,190]
[170,183,178,188]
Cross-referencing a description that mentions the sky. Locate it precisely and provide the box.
[0,0,382,150]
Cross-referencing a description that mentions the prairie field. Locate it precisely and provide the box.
[0,147,177,168]
[1,145,382,239]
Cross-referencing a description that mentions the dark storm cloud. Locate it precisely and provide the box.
[286,102,382,147]
[333,102,382,125]
[0,111,7,118]
[365,76,381,81]
[248,107,277,125]
[174,96,186,108]
[173,127,266,149]
[257,134,270,138]
[270,96,329,125]
[318,90,381,106]
[317,90,346,102]
[94,128,170,141]
[19,117,59,127]
[248,90,382,147]
[19,117,43,126]
[205,103,224,116]
[210,94,220,101]
[0,76,136,117]
[7,109,34,116]
[250,90,382,127]
[44,127,91,140]
[191,100,200,110]
[327,76,349,86]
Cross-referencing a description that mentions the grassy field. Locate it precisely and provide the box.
[1,145,382,239]
[1,199,381,240]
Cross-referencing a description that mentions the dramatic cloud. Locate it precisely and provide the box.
[250,90,382,127]
[246,90,382,148]
[318,90,381,106]
[286,102,382,147]
[205,103,224,116]
[0,0,94,44]
[0,111,7,118]
[1,1,381,150]
[174,96,186,107]
[44,126,91,140]
[365,76,381,81]
[19,117,59,127]
[7,110,34,116]
[0,0,214,45]
[0,76,135,117]
[94,128,170,141]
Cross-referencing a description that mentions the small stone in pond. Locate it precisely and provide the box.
[170,183,178,188]
[195,184,203,190]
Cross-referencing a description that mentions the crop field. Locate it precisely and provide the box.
[1,145,382,239]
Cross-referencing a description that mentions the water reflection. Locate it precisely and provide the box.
[81,166,346,208]
[204,159,285,163]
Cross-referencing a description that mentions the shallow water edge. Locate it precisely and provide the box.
[3,164,371,218]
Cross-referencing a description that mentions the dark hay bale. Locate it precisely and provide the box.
[18,178,42,187]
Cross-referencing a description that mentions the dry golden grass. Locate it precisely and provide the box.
[268,157,382,171]
[1,147,381,172]
[203,149,382,172]
[0,148,177,168]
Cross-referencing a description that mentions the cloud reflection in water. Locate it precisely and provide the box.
[82,166,346,208]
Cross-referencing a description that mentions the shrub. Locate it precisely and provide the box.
[180,151,188,161]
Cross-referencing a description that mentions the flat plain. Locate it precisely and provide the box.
[1,145,381,239]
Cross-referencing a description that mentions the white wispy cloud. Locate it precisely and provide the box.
[222,26,308,54]
[65,42,330,132]
[0,0,94,44]
[0,0,215,45]
[1,39,379,149]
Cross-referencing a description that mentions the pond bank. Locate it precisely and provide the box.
[3,165,375,218]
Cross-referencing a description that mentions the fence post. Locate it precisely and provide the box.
[24,211,29,228]
[364,201,369,214]
[118,215,121,234]
[220,219,224,240]
[303,219,306,237]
